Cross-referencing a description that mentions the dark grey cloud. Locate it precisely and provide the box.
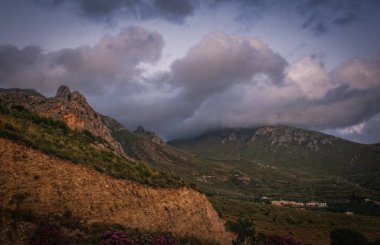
[0,26,164,95]
[32,0,196,24]
[163,32,287,120]
[334,114,380,144]
[30,0,380,35]
[296,0,380,35]
[0,45,43,75]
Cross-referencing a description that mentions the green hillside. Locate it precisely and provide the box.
[170,127,380,191]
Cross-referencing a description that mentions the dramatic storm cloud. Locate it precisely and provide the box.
[33,0,196,23]
[155,46,380,139]
[0,26,164,95]
[1,0,380,143]
[296,0,380,35]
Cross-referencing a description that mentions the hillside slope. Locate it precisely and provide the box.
[170,127,380,190]
[0,137,232,244]
[0,86,124,155]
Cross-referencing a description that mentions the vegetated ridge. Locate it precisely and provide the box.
[0,86,233,243]
[170,127,380,191]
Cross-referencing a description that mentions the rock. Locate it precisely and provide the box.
[55,85,72,99]
[250,126,336,151]
[134,126,166,145]
[0,86,125,156]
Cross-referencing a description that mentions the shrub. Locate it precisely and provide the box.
[264,235,300,245]
[152,234,179,245]
[101,230,138,245]
[226,218,256,245]
[30,224,67,245]
[100,230,180,245]
[330,228,368,245]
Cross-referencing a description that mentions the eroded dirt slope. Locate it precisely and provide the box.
[0,138,232,244]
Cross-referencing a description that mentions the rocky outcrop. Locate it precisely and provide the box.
[0,138,232,244]
[134,126,166,145]
[0,86,125,156]
[251,126,337,151]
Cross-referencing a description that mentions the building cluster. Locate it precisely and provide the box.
[270,200,327,208]
[364,199,380,206]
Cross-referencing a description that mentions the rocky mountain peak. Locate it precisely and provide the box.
[135,126,166,145]
[251,126,337,151]
[55,85,72,99]
[0,86,125,156]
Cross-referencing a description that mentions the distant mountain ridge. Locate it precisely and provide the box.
[170,126,380,190]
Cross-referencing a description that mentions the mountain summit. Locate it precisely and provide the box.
[0,85,125,155]
[170,126,380,188]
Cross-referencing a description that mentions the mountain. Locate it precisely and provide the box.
[2,86,380,243]
[0,86,124,155]
[0,87,233,243]
[170,126,380,190]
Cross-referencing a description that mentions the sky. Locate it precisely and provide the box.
[1,0,380,143]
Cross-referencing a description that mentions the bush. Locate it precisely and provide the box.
[30,224,68,245]
[330,228,368,245]
[101,230,138,245]
[100,229,180,245]
[226,218,256,245]
[264,235,300,245]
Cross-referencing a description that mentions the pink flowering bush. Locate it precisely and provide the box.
[264,235,300,245]
[101,229,180,245]
[30,224,67,245]
[101,230,138,245]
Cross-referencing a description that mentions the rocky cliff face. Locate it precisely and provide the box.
[0,138,232,244]
[251,126,337,151]
[0,86,124,156]
[193,126,338,151]
[134,126,166,145]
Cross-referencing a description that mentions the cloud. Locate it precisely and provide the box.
[153,32,288,125]
[296,0,380,35]
[151,47,380,140]
[0,26,164,95]
[286,56,332,99]
[328,114,380,144]
[32,0,196,24]
[331,55,380,89]
[1,28,380,143]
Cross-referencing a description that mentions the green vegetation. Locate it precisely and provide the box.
[169,128,380,216]
[210,196,380,244]
[170,128,380,183]
[330,228,380,245]
[0,104,184,188]
[226,218,256,244]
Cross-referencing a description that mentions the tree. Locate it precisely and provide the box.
[330,228,368,245]
[226,218,256,245]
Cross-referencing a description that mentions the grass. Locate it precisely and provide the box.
[209,196,380,244]
[0,104,184,188]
